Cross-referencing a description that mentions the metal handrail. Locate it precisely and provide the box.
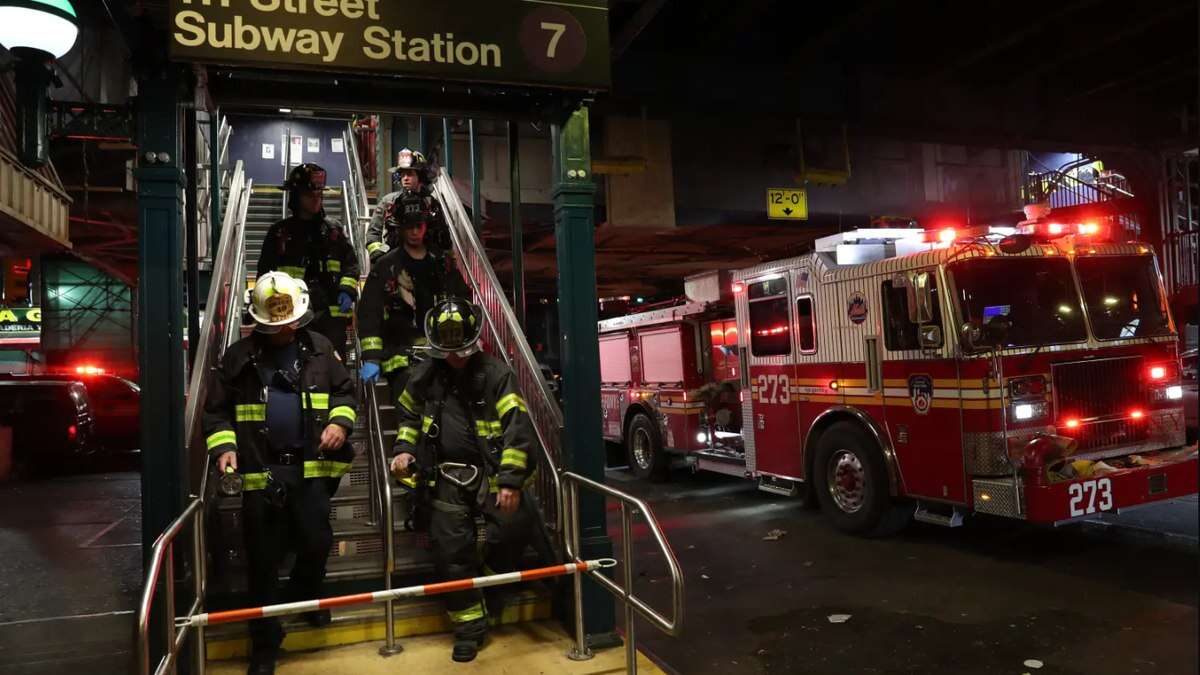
[186,161,250,497]
[136,497,205,675]
[341,162,403,655]
[345,126,371,226]
[561,471,684,674]
[431,174,565,542]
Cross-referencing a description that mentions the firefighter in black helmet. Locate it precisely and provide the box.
[389,298,540,663]
[257,163,359,360]
[365,148,449,260]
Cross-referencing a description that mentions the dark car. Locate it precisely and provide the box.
[0,379,96,475]
[76,374,140,451]
[0,373,139,453]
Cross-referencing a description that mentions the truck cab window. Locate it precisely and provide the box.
[882,277,943,351]
[749,297,791,356]
[796,296,816,352]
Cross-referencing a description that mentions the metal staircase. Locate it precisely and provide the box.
[144,121,684,673]
[1021,154,1140,235]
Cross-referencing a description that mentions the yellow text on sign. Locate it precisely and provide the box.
[767,188,808,220]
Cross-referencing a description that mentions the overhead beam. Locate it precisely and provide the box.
[610,0,671,61]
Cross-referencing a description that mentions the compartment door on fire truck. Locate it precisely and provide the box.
[879,269,965,503]
[744,273,802,478]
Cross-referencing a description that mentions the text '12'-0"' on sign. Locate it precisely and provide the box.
[767,188,808,220]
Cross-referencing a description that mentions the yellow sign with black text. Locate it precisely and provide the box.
[767,188,808,220]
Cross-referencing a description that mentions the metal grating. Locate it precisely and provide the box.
[973,478,1025,519]
[1053,356,1143,421]
[1072,417,1148,452]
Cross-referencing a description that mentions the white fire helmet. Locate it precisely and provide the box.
[245,271,312,332]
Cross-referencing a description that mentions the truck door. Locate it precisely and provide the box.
[743,273,803,478]
[878,269,966,503]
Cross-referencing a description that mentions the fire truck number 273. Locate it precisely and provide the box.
[756,374,791,405]
[1068,478,1113,518]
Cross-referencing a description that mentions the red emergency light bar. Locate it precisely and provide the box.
[74,365,106,375]
[1020,221,1110,241]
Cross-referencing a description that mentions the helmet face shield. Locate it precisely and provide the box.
[424,298,483,358]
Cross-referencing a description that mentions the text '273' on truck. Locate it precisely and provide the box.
[599,223,1196,535]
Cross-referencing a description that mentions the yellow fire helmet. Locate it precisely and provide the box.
[245,271,312,332]
[424,297,483,358]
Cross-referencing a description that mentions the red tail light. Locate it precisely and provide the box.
[1064,418,1080,429]
[731,281,745,294]
[1129,409,1145,420]
[1148,366,1167,380]
[67,424,77,441]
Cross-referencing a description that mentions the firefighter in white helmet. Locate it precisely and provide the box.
[203,271,358,675]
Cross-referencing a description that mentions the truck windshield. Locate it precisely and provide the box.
[1075,255,1171,340]
[950,257,1087,348]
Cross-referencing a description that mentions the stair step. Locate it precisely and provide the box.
[203,587,551,660]
[914,502,966,528]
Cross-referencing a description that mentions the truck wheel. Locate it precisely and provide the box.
[626,413,669,482]
[813,421,906,536]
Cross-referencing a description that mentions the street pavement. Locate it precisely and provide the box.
[608,468,1198,675]
[0,467,141,675]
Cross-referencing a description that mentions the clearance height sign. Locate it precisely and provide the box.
[169,0,610,90]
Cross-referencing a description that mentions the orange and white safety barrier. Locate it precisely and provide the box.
[181,558,618,628]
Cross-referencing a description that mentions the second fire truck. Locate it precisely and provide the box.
[600,224,1197,535]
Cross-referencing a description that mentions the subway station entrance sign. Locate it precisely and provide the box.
[169,0,610,90]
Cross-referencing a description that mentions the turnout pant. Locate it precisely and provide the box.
[427,473,536,639]
[241,466,334,655]
[384,364,411,409]
[311,313,350,361]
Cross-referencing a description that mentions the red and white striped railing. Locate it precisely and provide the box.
[180,559,617,628]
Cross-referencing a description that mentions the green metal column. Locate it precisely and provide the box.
[442,118,454,176]
[508,121,525,327]
[469,119,482,234]
[209,110,222,257]
[552,107,616,644]
[135,67,189,672]
[137,69,187,556]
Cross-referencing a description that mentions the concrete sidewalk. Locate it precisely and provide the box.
[1085,494,1199,549]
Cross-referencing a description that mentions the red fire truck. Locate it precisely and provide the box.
[601,224,1197,535]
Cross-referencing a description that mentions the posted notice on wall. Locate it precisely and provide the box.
[307,137,321,153]
[290,135,304,165]
[331,138,345,153]
[261,143,275,160]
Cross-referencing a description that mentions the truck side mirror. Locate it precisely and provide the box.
[905,271,934,325]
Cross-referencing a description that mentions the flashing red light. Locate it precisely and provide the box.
[1129,409,1145,420]
[1047,222,1066,236]
[1064,418,1081,430]
[1077,222,1101,236]
[829,380,839,390]
[937,228,957,244]
[754,325,788,336]
[732,281,745,294]
[75,365,106,376]
[1149,366,1166,380]
[67,424,77,441]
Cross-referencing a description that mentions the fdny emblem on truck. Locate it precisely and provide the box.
[908,374,933,415]
[847,292,868,324]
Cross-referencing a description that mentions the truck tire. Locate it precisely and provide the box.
[812,421,908,536]
[626,413,669,482]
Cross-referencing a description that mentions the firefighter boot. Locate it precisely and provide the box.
[451,619,487,662]
[246,650,277,675]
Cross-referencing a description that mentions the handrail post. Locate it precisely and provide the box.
[164,543,177,675]
[567,480,592,661]
[622,501,637,675]
[192,506,207,675]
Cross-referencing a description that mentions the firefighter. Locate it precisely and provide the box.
[258,163,359,360]
[389,297,539,662]
[357,200,467,399]
[364,148,449,261]
[203,272,358,675]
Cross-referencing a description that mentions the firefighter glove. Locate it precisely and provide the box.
[361,361,381,382]
[338,291,354,313]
